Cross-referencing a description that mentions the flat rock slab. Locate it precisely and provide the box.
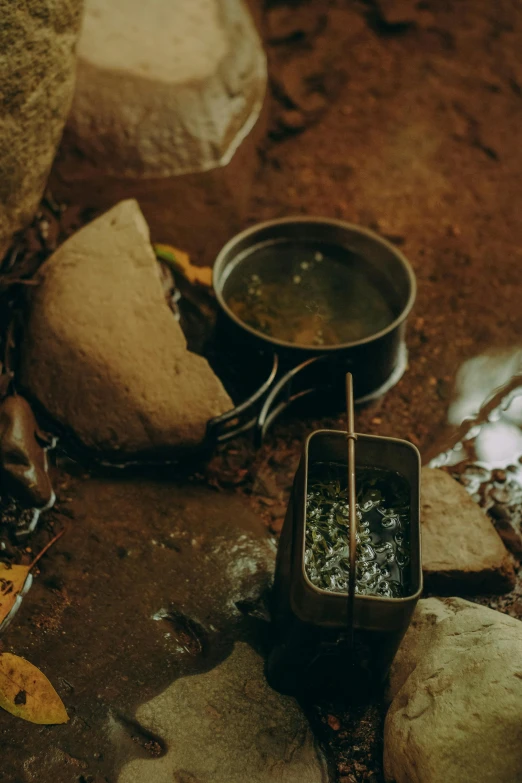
[0,475,300,783]
[421,467,515,593]
[20,200,232,458]
[384,597,522,783]
[118,642,329,783]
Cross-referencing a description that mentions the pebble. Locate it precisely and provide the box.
[327,714,341,731]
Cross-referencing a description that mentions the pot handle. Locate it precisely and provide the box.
[207,353,279,443]
[256,354,354,444]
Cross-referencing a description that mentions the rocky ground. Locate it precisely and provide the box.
[1,1,522,782]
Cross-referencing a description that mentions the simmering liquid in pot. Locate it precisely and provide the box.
[222,239,399,347]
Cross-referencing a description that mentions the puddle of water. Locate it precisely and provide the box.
[427,347,522,556]
[152,607,207,656]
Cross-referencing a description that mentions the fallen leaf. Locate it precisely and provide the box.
[0,653,68,724]
[154,243,212,288]
[0,564,32,630]
[0,529,65,631]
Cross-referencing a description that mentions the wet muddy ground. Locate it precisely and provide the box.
[2,1,522,781]
[1,477,278,783]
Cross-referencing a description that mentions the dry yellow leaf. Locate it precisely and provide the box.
[0,653,69,724]
[0,529,65,632]
[154,243,212,288]
[0,564,32,629]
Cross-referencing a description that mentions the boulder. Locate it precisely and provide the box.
[384,597,522,783]
[117,642,329,783]
[20,200,232,458]
[421,467,515,593]
[0,0,83,258]
[50,0,267,263]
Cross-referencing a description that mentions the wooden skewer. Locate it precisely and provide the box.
[345,373,357,653]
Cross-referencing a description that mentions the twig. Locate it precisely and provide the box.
[29,528,66,570]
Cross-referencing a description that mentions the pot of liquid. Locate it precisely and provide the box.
[209,217,416,443]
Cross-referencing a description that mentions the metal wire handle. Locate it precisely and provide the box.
[345,373,358,653]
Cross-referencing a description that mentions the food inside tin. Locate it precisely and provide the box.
[305,462,411,597]
[222,239,398,347]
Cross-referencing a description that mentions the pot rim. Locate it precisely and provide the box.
[213,216,417,353]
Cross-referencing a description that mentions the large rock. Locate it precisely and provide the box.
[384,597,522,783]
[20,200,232,458]
[50,0,267,263]
[117,642,329,783]
[421,467,515,593]
[0,0,83,258]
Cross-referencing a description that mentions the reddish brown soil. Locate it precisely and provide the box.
[224,0,522,536]
[252,0,522,444]
[2,2,522,782]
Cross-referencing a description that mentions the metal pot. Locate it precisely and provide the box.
[209,217,416,443]
[267,428,422,698]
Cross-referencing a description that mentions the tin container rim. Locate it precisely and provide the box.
[300,428,423,605]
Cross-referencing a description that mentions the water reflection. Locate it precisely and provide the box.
[447,349,522,426]
[475,420,522,467]
[428,347,522,557]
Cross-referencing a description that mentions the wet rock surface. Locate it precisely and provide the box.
[118,642,329,783]
[0,475,280,783]
[421,467,515,594]
[384,597,522,783]
[20,200,232,458]
[0,0,83,257]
